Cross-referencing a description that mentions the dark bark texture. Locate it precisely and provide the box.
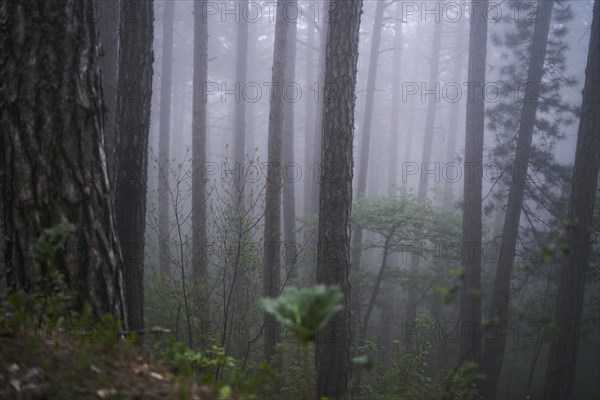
[315,0,363,398]
[114,0,154,336]
[0,0,126,322]
[97,0,120,186]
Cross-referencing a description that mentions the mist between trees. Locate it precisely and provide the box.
[1,0,598,399]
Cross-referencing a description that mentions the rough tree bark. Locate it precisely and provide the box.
[97,0,120,186]
[263,0,290,362]
[458,0,488,364]
[315,0,363,398]
[0,0,126,322]
[479,1,555,397]
[542,1,600,397]
[158,0,175,278]
[114,0,154,337]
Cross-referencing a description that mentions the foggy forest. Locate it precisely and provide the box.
[0,0,599,399]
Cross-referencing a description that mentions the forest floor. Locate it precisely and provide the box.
[0,329,213,400]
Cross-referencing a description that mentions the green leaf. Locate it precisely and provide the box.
[262,285,343,343]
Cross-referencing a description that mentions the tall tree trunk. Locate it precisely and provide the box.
[405,13,444,328]
[98,0,120,187]
[308,16,328,218]
[192,0,209,292]
[458,0,488,364]
[0,0,126,323]
[158,1,175,278]
[316,1,363,397]
[442,20,466,204]
[388,1,404,192]
[304,23,316,216]
[114,0,154,338]
[479,1,555,397]
[350,0,386,338]
[234,0,249,179]
[282,10,298,279]
[263,0,290,362]
[542,1,600,397]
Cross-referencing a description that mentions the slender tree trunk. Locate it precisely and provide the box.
[458,0,488,364]
[158,1,175,278]
[309,15,328,217]
[282,10,298,280]
[443,20,466,204]
[234,0,249,179]
[0,0,126,323]
[350,0,386,339]
[405,14,444,329]
[542,1,600,397]
[304,23,316,216]
[360,226,400,339]
[192,0,209,293]
[263,0,291,362]
[388,1,404,192]
[98,0,120,187]
[479,2,555,397]
[114,0,154,338]
[316,1,363,397]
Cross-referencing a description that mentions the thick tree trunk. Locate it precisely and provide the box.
[0,0,126,323]
[542,1,600,397]
[114,0,154,338]
[263,0,290,362]
[479,1,555,397]
[350,0,386,339]
[97,0,120,186]
[158,1,175,278]
[316,1,363,398]
[192,0,209,287]
[458,0,488,364]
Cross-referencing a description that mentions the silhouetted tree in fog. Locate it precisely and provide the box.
[192,0,209,305]
[158,1,175,278]
[350,0,386,342]
[479,1,555,397]
[263,0,291,362]
[543,1,600,397]
[459,0,488,365]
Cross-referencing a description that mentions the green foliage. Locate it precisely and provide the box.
[30,223,76,267]
[262,285,343,343]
